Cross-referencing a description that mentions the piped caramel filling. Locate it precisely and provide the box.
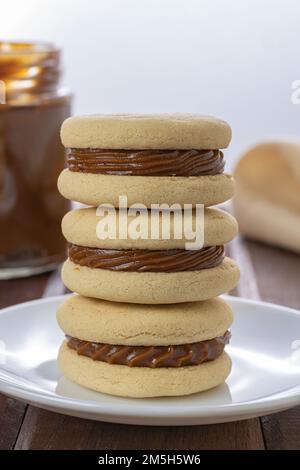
[67,331,231,368]
[67,148,225,176]
[68,245,225,272]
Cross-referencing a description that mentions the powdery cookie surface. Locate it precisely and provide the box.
[58,342,232,398]
[57,170,235,207]
[62,206,238,250]
[57,295,233,345]
[61,257,240,304]
[61,114,232,150]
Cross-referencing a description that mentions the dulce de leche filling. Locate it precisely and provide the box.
[67,331,230,368]
[68,244,225,272]
[67,148,225,176]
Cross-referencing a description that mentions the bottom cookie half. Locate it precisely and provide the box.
[58,341,232,398]
[62,257,240,304]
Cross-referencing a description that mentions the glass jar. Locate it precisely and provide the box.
[0,42,71,279]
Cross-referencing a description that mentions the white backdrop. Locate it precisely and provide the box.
[1,0,300,168]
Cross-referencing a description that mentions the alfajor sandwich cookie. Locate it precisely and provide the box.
[57,295,233,397]
[58,114,235,207]
[61,207,240,304]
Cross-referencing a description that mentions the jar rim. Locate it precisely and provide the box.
[0,40,59,56]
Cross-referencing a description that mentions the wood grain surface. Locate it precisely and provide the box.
[0,238,300,450]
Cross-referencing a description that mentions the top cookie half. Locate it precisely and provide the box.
[58,113,234,207]
[61,113,231,149]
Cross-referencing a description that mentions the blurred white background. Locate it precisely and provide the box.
[1,0,300,167]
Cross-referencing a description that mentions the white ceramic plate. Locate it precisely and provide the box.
[0,295,300,426]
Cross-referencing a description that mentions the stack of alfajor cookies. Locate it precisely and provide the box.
[57,114,240,398]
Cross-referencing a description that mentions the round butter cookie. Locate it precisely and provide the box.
[61,257,240,304]
[58,342,232,398]
[57,295,233,346]
[58,171,234,208]
[61,113,231,150]
[62,206,238,250]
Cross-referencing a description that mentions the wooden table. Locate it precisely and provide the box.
[0,237,300,450]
